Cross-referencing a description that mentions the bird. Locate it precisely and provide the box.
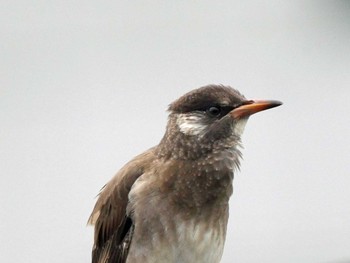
[88,84,282,263]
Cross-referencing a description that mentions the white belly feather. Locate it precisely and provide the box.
[127,217,226,263]
[174,219,226,263]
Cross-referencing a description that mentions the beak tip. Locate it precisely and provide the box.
[271,100,283,108]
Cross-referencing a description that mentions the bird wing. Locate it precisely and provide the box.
[88,148,156,263]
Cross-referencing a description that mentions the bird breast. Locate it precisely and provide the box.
[127,215,227,263]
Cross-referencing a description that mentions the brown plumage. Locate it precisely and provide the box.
[88,84,282,263]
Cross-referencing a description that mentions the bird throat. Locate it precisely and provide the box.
[154,114,243,213]
[155,144,241,214]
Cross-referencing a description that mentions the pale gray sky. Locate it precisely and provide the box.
[1,1,350,263]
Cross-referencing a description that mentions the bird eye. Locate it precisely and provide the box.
[206,106,221,117]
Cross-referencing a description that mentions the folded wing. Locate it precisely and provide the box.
[88,148,155,263]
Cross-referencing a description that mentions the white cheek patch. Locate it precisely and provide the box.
[233,118,248,137]
[177,114,207,136]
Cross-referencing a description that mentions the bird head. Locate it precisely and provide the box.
[157,85,282,160]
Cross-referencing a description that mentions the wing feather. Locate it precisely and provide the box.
[88,148,155,263]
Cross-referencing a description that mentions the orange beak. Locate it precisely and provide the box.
[231,100,282,119]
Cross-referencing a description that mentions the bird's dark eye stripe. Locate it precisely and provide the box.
[201,105,235,118]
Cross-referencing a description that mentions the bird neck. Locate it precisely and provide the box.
[153,152,236,216]
[154,117,243,213]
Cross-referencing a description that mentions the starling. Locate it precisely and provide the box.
[89,84,282,263]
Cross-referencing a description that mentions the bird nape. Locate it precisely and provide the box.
[88,84,282,263]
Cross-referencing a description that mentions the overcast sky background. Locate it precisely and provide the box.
[1,1,350,263]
